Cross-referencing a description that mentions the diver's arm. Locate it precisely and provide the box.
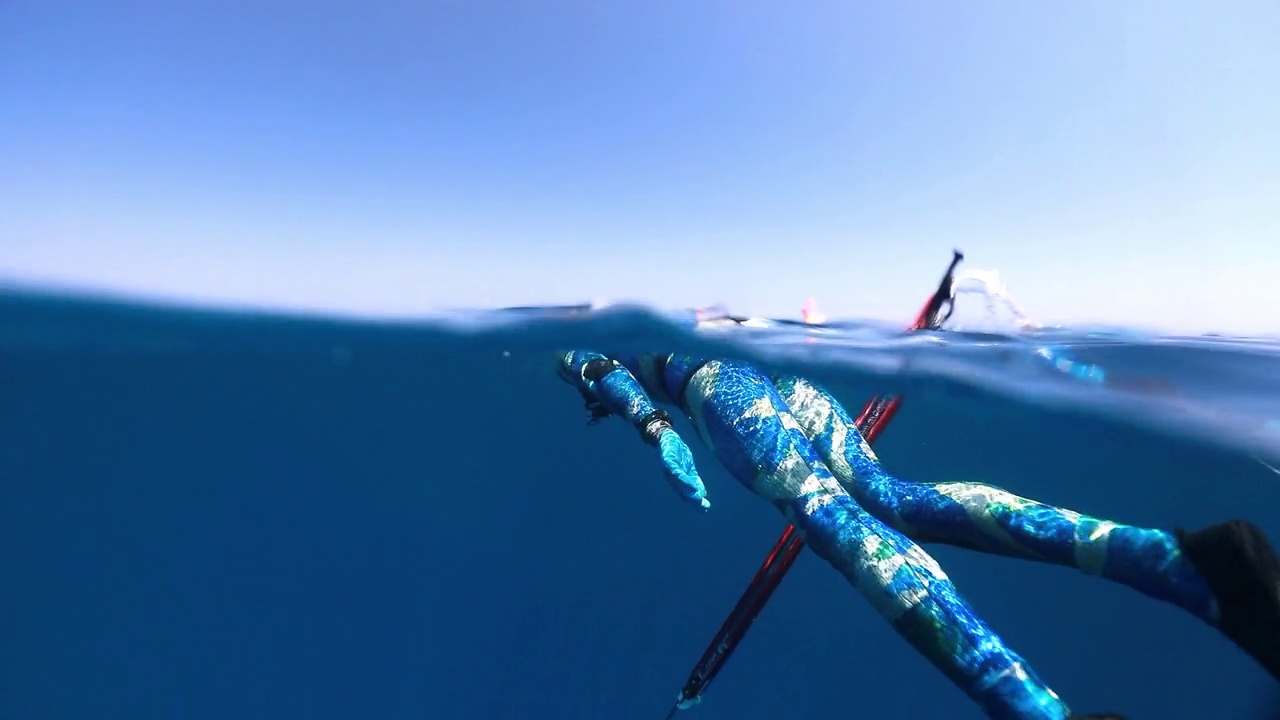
[1036,344,1184,395]
[1034,345,1106,383]
[559,351,710,510]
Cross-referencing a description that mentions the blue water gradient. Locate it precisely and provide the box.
[2,290,1278,719]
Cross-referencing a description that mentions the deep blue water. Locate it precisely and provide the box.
[3,290,1280,719]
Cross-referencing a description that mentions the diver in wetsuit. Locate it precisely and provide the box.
[557,350,1280,720]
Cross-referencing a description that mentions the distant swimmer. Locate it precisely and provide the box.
[801,297,826,325]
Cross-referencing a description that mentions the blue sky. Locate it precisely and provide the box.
[2,1,1277,332]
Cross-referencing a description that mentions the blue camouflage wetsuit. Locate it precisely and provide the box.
[557,350,1230,720]
[770,373,1216,623]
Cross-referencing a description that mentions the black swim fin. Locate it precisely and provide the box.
[1178,519,1280,682]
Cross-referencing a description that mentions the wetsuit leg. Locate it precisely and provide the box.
[776,375,1280,680]
[775,375,1218,618]
[684,361,1070,720]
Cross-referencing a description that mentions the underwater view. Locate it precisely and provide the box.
[5,3,1278,717]
[4,283,1279,719]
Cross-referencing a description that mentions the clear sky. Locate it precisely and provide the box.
[3,1,1277,333]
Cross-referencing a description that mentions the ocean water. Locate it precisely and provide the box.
[3,289,1280,720]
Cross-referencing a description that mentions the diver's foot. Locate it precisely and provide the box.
[1178,519,1280,681]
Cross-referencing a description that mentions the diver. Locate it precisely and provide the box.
[556,350,1280,720]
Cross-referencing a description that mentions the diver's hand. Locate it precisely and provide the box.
[657,429,710,511]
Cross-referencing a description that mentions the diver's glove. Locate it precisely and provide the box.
[635,408,709,511]
[657,428,711,511]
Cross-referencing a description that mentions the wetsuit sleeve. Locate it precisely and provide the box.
[1037,345,1185,396]
[1035,345,1106,383]
[559,351,710,510]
